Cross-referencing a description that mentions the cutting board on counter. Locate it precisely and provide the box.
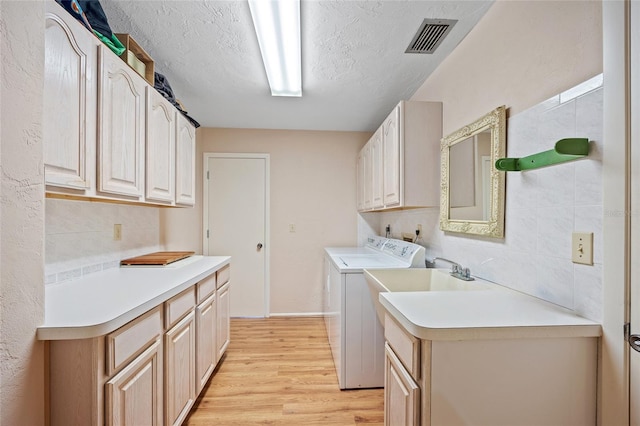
[120,251,195,266]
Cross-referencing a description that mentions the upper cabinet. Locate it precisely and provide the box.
[357,101,442,212]
[43,6,97,191]
[175,114,196,206]
[44,0,196,208]
[98,45,146,199]
[146,87,176,203]
[371,128,384,209]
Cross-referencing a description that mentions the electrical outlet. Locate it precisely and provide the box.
[417,224,422,234]
[572,232,593,265]
[289,224,296,233]
[114,224,122,241]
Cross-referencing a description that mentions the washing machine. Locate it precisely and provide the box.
[323,236,425,389]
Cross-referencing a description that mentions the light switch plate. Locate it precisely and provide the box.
[572,232,593,265]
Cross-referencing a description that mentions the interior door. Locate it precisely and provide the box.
[631,2,640,423]
[205,154,268,317]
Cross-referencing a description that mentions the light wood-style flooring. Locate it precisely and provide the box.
[185,317,384,425]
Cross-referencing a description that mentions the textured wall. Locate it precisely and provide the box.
[45,200,161,283]
[0,1,46,424]
[161,128,369,314]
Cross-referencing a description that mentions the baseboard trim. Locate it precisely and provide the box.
[267,312,325,318]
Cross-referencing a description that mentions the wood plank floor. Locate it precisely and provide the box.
[185,317,384,425]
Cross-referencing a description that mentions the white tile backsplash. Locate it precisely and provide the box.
[368,77,604,322]
[45,199,161,283]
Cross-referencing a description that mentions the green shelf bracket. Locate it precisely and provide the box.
[495,138,589,172]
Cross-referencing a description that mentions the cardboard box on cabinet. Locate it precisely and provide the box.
[114,33,155,84]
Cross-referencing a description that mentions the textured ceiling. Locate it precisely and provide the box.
[101,0,493,132]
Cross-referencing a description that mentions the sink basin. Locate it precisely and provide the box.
[364,268,496,325]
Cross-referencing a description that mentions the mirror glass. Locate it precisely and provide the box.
[440,106,506,237]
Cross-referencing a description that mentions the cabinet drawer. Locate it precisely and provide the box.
[216,264,230,288]
[385,313,420,380]
[165,287,195,329]
[106,306,163,376]
[197,274,216,303]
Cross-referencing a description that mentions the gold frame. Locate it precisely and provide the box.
[439,106,506,237]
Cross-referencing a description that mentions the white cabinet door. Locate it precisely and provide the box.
[356,149,366,211]
[196,292,217,394]
[98,45,145,198]
[371,128,384,209]
[384,343,419,426]
[43,3,96,190]
[105,339,163,426]
[383,106,401,207]
[146,88,175,203]
[216,282,230,359]
[164,311,196,426]
[363,142,373,210]
[175,114,196,206]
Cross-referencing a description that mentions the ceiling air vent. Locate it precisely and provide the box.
[405,19,458,54]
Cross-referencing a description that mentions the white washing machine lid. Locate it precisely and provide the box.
[325,236,425,272]
[337,254,407,269]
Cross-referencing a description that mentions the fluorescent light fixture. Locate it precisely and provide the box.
[248,0,302,97]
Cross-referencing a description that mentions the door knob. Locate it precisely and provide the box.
[630,334,640,353]
[257,243,263,250]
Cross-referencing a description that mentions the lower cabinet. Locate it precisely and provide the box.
[105,339,163,426]
[383,313,599,426]
[216,281,230,359]
[47,266,231,426]
[384,343,419,426]
[165,311,196,426]
[196,292,217,393]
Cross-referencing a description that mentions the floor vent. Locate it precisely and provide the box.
[405,19,458,54]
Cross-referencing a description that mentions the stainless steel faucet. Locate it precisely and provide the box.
[426,257,475,281]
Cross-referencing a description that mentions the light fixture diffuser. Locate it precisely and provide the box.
[248,0,302,97]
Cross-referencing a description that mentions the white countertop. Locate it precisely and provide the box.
[380,289,602,341]
[38,255,230,340]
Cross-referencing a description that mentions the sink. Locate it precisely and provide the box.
[364,268,496,325]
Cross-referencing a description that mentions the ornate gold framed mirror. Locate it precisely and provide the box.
[440,106,506,237]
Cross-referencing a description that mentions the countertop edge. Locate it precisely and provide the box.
[37,257,230,340]
[380,292,603,341]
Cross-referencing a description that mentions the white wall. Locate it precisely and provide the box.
[45,199,161,283]
[0,1,46,424]
[161,128,369,314]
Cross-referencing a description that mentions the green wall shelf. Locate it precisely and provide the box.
[495,138,589,172]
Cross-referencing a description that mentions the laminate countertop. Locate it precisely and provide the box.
[380,286,602,341]
[38,255,230,340]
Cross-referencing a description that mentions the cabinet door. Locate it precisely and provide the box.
[371,128,384,208]
[196,292,217,394]
[105,339,163,426]
[175,114,196,206]
[44,3,96,190]
[146,87,175,203]
[363,142,373,210]
[383,106,401,207]
[356,149,366,211]
[98,45,145,198]
[385,343,419,426]
[165,311,196,426]
[216,282,231,359]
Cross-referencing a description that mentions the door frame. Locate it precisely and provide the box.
[202,152,270,318]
